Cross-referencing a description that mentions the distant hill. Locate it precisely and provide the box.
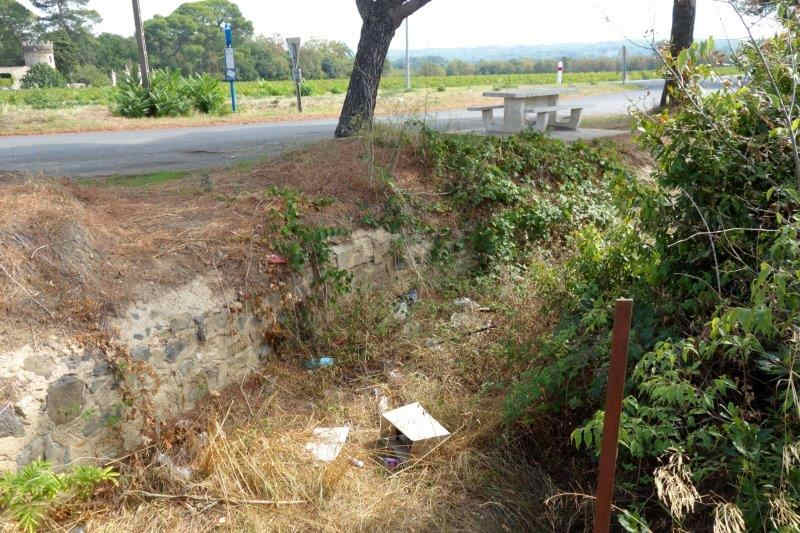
[387,39,743,62]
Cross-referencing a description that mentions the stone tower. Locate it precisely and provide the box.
[22,42,56,69]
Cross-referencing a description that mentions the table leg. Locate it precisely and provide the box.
[548,95,558,126]
[504,98,525,132]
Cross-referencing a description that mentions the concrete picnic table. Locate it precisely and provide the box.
[470,87,583,133]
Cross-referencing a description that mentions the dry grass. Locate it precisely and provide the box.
[0,84,627,136]
[0,131,434,353]
[76,273,565,532]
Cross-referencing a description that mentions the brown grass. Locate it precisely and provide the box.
[0,133,435,353]
[74,274,563,532]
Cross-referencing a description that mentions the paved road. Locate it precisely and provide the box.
[0,80,665,178]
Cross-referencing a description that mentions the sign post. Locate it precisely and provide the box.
[556,61,564,86]
[223,23,237,112]
[594,298,634,533]
[287,37,303,113]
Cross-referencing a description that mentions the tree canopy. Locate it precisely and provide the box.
[0,0,35,66]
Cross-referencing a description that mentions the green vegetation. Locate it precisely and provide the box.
[266,188,352,296]
[112,71,225,118]
[0,68,734,111]
[0,460,117,532]
[100,170,189,187]
[402,17,800,530]
[20,64,66,89]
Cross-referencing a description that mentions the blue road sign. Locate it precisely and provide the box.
[224,23,233,47]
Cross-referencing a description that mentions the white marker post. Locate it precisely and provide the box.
[557,61,564,86]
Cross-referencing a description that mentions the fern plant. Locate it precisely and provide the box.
[0,460,118,532]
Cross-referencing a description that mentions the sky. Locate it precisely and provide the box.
[18,0,780,52]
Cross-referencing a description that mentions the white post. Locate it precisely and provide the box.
[111,70,117,87]
[556,61,564,86]
[405,18,411,90]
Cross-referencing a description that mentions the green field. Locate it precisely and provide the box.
[0,67,740,110]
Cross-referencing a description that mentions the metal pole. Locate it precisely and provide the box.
[131,0,150,90]
[594,298,634,533]
[229,80,237,112]
[405,18,411,90]
[295,68,303,113]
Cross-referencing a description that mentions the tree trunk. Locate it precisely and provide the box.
[661,0,697,107]
[335,11,396,138]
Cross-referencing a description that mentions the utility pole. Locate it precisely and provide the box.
[405,18,411,90]
[622,45,628,85]
[287,38,303,113]
[131,0,150,90]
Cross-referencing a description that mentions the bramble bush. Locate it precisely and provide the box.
[492,6,800,533]
[423,3,800,529]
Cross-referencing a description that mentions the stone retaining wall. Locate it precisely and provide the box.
[0,229,425,471]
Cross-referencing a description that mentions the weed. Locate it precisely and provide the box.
[0,461,117,532]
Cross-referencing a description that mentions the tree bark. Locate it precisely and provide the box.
[335,9,397,138]
[335,0,432,138]
[661,0,697,108]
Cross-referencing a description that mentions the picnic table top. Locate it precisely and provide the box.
[483,87,577,99]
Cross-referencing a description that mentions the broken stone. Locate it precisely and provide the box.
[450,312,490,331]
[0,404,24,438]
[46,375,86,425]
[393,302,410,321]
[453,297,480,312]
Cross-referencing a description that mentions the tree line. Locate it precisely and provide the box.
[0,0,666,88]
[398,55,663,77]
[0,0,356,84]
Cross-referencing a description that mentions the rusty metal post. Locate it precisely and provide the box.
[594,298,634,533]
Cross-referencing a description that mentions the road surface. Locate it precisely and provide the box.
[0,80,665,178]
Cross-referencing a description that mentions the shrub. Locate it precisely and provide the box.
[71,64,110,87]
[112,70,224,118]
[147,70,192,117]
[23,90,61,109]
[112,74,150,118]
[300,84,313,97]
[20,64,66,89]
[185,73,225,114]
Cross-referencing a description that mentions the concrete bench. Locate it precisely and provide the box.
[524,104,586,132]
[467,104,505,130]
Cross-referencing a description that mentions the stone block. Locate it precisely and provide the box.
[46,375,86,425]
[370,229,394,263]
[165,341,186,363]
[23,354,54,378]
[332,237,374,270]
[0,405,24,438]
